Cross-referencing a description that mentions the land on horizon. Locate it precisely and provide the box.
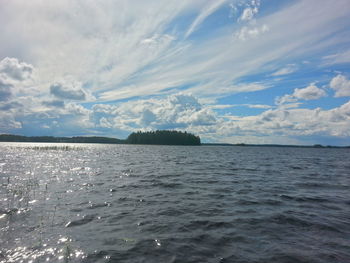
[0,130,201,146]
[0,133,348,148]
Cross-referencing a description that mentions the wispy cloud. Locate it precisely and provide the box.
[322,49,350,66]
[1,0,349,102]
[185,0,228,38]
[271,64,298,76]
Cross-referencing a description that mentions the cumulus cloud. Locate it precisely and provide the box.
[0,113,22,131]
[42,100,65,108]
[276,84,327,105]
[0,57,33,81]
[0,57,35,101]
[50,79,87,100]
[330,74,350,97]
[0,79,12,101]
[214,99,350,144]
[91,94,217,132]
[0,101,21,111]
[293,84,327,100]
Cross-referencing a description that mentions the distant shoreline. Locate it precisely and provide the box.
[1,134,349,148]
[202,143,350,149]
[0,130,201,146]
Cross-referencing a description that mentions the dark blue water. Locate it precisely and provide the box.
[0,143,350,263]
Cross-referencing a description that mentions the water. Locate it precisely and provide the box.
[0,143,349,263]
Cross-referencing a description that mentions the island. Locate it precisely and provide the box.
[126,130,201,145]
[0,130,201,146]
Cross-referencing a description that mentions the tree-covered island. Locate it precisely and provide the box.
[126,130,201,145]
[0,130,201,146]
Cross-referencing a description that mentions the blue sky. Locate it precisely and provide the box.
[1,0,350,145]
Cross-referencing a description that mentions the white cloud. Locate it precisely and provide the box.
[0,57,36,102]
[235,24,269,41]
[89,93,350,143]
[0,60,94,135]
[140,34,175,46]
[235,0,260,22]
[90,96,350,143]
[218,103,272,109]
[0,113,22,131]
[209,104,234,109]
[275,94,295,105]
[276,83,327,105]
[185,0,228,38]
[0,101,21,111]
[293,84,327,100]
[0,0,348,103]
[239,7,258,22]
[50,79,87,101]
[41,100,65,108]
[0,57,33,82]
[91,94,218,132]
[217,100,350,143]
[0,1,350,145]
[234,0,264,40]
[322,49,350,65]
[1,80,350,144]
[271,64,298,76]
[0,79,13,101]
[330,74,350,97]
[246,104,272,109]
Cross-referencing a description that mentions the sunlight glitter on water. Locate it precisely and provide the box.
[0,143,350,262]
[1,240,87,263]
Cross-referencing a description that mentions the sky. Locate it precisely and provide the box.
[1,0,350,145]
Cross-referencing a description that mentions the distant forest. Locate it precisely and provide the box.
[0,130,201,145]
[0,134,123,144]
[126,130,201,145]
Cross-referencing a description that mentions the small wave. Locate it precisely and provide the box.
[181,220,234,231]
[268,214,342,232]
[152,182,183,188]
[288,165,304,170]
[262,253,314,263]
[235,199,259,205]
[280,194,329,203]
[296,182,326,188]
[65,214,95,227]
[87,202,111,209]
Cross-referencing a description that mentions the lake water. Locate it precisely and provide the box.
[0,143,349,263]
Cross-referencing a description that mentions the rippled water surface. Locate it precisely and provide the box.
[0,143,350,263]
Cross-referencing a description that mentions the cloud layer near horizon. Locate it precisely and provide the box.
[1,0,350,145]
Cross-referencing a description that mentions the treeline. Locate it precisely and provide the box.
[0,134,123,144]
[126,130,201,145]
[0,130,201,145]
